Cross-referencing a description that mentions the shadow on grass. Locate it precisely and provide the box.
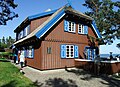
[65,67,120,87]
[0,60,10,62]
[1,80,44,87]
[0,58,10,62]
[1,80,17,87]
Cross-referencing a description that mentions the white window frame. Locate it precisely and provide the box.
[66,45,74,58]
[23,25,30,37]
[28,46,33,58]
[78,24,84,34]
[68,21,75,33]
[18,31,23,39]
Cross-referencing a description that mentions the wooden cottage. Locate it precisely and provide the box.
[13,5,102,70]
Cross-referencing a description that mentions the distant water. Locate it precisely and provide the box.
[100,54,120,58]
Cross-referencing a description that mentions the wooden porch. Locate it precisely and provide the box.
[75,59,120,75]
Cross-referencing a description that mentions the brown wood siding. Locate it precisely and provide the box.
[41,41,75,70]
[75,60,120,74]
[44,19,96,45]
[41,41,94,70]
[26,43,42,70]
[88,27,96,38]
[30,16,50,33]
[39,18,98,70]
[25,17,99,70]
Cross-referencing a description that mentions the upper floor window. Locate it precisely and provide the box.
[68,21,75,32]
[18,31,23,40]
[64,20,76,33]
[78,24,84,34]
[17,25,30,40]
[78,23,88,34]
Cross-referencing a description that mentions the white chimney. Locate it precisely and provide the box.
[45,9,51,12]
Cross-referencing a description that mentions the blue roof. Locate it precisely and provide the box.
[35,9,65,38]
[28,9,58,20]
[14,5,102,45]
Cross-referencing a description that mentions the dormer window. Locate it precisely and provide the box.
[64,20,76,33]
[68,21,75,32]
[17,25,30,40]
[78,24,84,34]
[78,23,88,34]
[23,25,30,37]
[18,31,23,39]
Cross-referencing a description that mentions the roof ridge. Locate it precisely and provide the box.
[28,9,58,20]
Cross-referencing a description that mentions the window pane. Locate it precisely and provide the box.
[65,45,74,58]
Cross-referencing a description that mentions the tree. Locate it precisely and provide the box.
[2,36,5,44]
[83,0,120,44]
[6,36,14,47]
[0,36,14,48]
[0,0,18,25]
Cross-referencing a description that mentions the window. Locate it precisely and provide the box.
[84,47,96,60]
[18,31,23,39]
[78,24,88,34]
[23,25,30,37]
[66,45,74,58]
[26,46,34,58]
[68,21,75,32]
[61,45,78,58]
[47,47,51,54]
[78,24,84,34]
[64,20,76,33]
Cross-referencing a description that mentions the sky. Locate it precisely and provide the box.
[0,0,119,54]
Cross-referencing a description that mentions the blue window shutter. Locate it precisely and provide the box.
[87,49,90,60]
[84,26,88,34]
[31,49,34,58]
[92,49,96,60]
[92,49,94,60]
[26,50,29,58]
[64,20,68,32]
[74,45,79,58]
[61,45,66,58]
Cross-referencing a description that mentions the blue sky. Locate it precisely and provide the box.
[0,0,119,54]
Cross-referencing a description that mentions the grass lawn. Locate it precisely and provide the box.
[0,58,36,87]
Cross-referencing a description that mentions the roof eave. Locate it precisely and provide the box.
[14,9,58,33]
[64,7,93,21]
[91,21,102,38]
[28,9,58,20]
[14,18,30,33]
